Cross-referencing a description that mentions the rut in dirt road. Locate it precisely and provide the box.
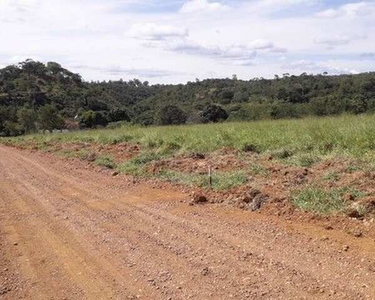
[0,145,375,300]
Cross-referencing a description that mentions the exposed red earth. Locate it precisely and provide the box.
[1,145,375,299]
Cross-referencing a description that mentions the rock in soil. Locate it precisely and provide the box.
[242,189,268,211]
[345,207,362,219]
[190,193,208,205]
[86,152,97,162]
[190,153,205,160]
[250,194,268,211]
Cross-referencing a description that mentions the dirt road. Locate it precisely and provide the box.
[1,145,375,300]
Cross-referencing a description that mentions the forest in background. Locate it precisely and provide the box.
[1,59,375,136]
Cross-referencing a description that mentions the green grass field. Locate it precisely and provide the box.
[3,114,375,216]
[4,114,375,159]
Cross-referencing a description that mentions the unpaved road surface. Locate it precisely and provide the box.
[1,146,375,300]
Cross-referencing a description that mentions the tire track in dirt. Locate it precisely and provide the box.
[0,162,158,299]
[0,150,330,298]
[1,145,375,299]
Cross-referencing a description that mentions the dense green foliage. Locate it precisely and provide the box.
[1,59,375,136]
[158,105,188,125]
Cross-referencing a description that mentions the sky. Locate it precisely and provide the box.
[0,0,374,84]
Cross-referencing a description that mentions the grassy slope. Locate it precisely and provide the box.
[3,114,375,216]
[6,114,375,157]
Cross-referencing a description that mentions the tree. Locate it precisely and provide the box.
[220,89,234,100]
[201,105,229,123]
[0,106,9,134]
[79,111,108,128]
[233,91,249,103]
[108,109,130,123]
[17,106,37,133]
[46,62,63,75]
[159,105,187,125]
[135,111,155,126]
[19,59,46,78]
[3,121,22,136]
[361,78,375,99]
[347,95,368,114]
[38,104,64,131]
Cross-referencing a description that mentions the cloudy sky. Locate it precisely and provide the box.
[0,0,374,83]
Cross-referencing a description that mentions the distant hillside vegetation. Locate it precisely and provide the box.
[1,59,375,136]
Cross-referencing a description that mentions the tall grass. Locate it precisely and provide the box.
[4,114,375,158]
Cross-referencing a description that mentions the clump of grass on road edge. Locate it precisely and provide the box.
[292,186,366,215]
[117,151,168,177]
[157,169,248,191]
[292,186,347,214]
[56,149,90,160]
[94,155,117,169]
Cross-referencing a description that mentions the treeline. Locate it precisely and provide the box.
[1,59,375,136]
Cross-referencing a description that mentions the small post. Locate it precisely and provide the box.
[208,166,212,189]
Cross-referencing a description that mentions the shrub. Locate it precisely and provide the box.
[38,104,65,131]
[158,105,187,125]
[201,105,228,123]
[108,109,130,123]
[79,110,108,128]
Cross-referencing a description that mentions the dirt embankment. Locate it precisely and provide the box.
[1,145,375,299]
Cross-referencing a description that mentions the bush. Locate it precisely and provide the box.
[134,111,155,126]
[108,109,130,123]
[3,121,22,136]
[38,104,65,131]
[159,105,187,125]
[79,110,108,128]
[201,104,228,123]
[17,107,37,133]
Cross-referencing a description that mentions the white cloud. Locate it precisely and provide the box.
[0,0,39,9]
[145,38,285,66]
[247,39,286,53]
[166,39,258,63]
[0,0,39,21]
[70,63,186,78]
[316,2,375,18]
[315,8,339,18]
[314,34,367,47]
[0,0,374,83]
[286,60,359,75]
[259,0,319,6]
[244,0,321,14]
[361,52,375,59]
[180,0,229,13]
[128,23,188,40]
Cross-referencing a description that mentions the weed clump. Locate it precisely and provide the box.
[241,143,260,153]
[292,186,366,215]
[157,170,247,191]
[292,186,346,214]
[95,155,116,169]
[118,151,166,177]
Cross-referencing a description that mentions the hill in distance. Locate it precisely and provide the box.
[1,59,375,136]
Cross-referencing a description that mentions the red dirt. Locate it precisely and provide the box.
[48,141,141,162]
[1,145,375,299]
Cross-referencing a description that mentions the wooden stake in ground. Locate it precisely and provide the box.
[208,166,212,189]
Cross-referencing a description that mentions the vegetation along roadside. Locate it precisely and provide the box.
[2,114,375,221]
